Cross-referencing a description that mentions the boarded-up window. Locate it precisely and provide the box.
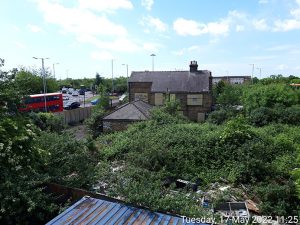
[197,112,205,122]
[187,94,203,106]
[170,94,176,101]
[155,93,164,105]
[134,93,148,102]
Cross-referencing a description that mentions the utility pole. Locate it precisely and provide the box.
[52,62,59,79]
[33,57,49,112]
[150,53,156,71]
[257,67,262,78]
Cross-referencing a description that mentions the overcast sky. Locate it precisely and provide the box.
[1,0,300,79]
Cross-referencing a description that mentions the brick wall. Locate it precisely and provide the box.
[128,82,213,122]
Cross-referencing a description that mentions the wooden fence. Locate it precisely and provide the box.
[55,107,92,124]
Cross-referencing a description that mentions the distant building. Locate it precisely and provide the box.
[128,61,213,122]
[102,100,153,132]
[212,76,251,85]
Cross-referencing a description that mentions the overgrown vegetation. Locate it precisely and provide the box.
[91,76,300,217]
[0,59,101,224]
[1,57,300,223]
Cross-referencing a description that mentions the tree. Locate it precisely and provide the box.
[95,73,103,87]
[0,59,57,224]
[15,69,59,95]
[216,84,243,106]
[242,83,299,114]
[15,70,43,94]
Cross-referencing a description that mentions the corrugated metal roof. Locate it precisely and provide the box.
[46,196,207,225]
[103,100,153,121]
[129,71,211,93]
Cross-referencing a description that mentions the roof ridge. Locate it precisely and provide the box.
[132,100,150,119]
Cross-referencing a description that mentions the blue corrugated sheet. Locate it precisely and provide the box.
[46,196,208,225]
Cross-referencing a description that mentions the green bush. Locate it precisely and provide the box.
[150,100,187,125]
[249,105,300,126]
[85,106,105,138]
[242,83,299,113]
[255,182,299,216]
[249,107,275,126]
[279,105,300,125]
[29,112,65,133]
[95,118,300,216]
[207,108,240,125]
[36,131,99,188]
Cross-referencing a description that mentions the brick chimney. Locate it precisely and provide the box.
[189,60,198,72]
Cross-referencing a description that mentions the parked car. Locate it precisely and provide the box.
[79,89,85,95]
[67,88,74,94]
[119,94,126,101]
[64,101,80,110]
[63,95,69,101]
[72,91,79,96]
[91,98,100,105]
[61,87,68,93]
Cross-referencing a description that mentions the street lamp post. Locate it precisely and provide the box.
[122,64,129,92]
[66,69,69,79]
[52,62,59,79]
[150,54,156,71]
[33,56,49,112]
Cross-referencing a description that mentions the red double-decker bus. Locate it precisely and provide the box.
[19,93,63,113]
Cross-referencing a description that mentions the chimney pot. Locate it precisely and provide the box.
[190,60,198,72]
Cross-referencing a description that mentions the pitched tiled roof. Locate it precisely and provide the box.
[46,196,207,225]
[103,100,153,121]
[129,70,211,93]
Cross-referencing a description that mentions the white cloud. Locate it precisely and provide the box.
[35,0,128,37]
[273,19,300,31]
[173,11,249,37]
[272,0,300,31]
[141,0,153,11]
[253,19,269,31]
[173,18,230,36]
[27,24,43,33]
[90,51,114,60]
[173,18,205,36]
[291,8,300,19]
[140,16,167,32]
[235,25,245,32]
[33,0,163,54]
[79,0,133,12]
[172,45,203,56]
